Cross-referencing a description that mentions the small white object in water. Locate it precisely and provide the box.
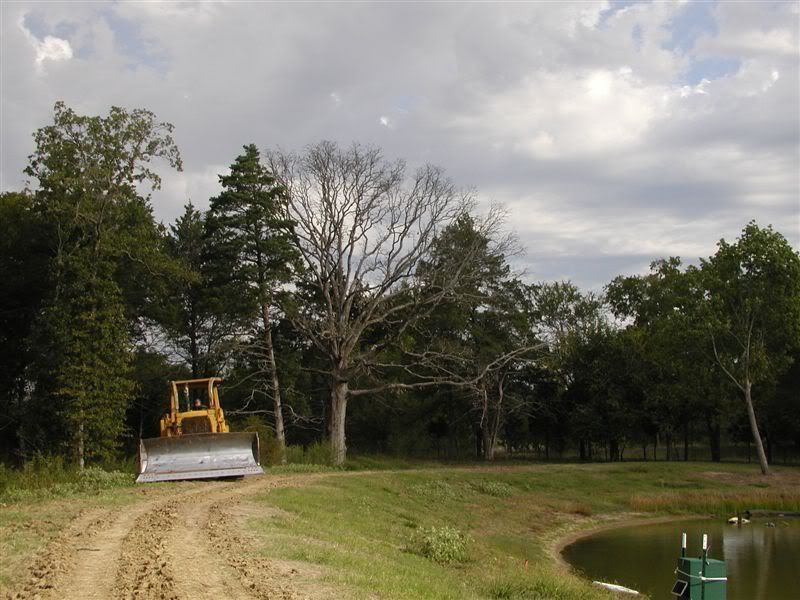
[593,581,640,595]
[727,516,750,524]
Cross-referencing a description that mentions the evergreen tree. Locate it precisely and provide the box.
[415,214,539,460]
[205,144,298,460]
[0,192,50,462]
[160,202,235,377]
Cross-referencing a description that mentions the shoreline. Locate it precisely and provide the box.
[549,513,711,571]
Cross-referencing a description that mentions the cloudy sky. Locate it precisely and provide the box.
[2,0,798,289]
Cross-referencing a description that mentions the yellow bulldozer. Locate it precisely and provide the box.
[136,378,264,483]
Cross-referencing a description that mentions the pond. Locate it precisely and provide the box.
[562,517,800,599]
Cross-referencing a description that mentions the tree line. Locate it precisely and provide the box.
[1,103,798,473]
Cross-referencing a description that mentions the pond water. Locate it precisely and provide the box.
[562,518,800,599]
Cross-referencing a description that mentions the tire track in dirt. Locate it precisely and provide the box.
[202,474,336,600]
[54,486,204,600]
[3,486,205,600]
[110,477,286,600]
[6,474,328,600]
[161,480,263,600]
[59,501,169,600]
[205,494,301,599]
[111,495,183,600]
[4,508,112,600]
[4,484,204,600]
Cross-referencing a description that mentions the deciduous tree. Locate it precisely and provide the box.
[268,141,494,464]
[701,222,800,475]
[24,101,181,466]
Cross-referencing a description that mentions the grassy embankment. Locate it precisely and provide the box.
[246,461,800,599]
[1,459,799,598]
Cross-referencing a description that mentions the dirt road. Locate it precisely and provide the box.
[5,475,320,600]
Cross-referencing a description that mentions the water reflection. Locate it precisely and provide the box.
[562,519,800,599]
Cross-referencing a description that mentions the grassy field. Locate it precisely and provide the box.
[1,459,799,598]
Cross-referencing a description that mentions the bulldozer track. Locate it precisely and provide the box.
[3,477,315,600]
[5,507,114,600]
[205,491,304,599]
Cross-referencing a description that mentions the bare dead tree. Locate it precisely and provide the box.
[266,141,511,464]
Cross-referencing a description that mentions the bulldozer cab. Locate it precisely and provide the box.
[160,378,229,437]
[136,378,263,483]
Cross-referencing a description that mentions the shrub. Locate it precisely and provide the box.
[472,480,515,498]
[0,458,133,503]
[487,570,596,600]
[75,467,133,491]
[285,440,332,465]
[411,525,471,564]
[238,415,285,465]
[409,480,460,501]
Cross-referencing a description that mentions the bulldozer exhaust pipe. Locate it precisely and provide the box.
[137,432,264,483]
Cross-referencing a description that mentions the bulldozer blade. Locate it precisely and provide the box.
[136,432,263,483]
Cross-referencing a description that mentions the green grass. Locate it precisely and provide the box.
[247,461,800,599]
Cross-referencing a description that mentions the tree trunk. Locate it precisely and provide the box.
[189,310,199,378]
[262,303,286,464]
[482,406,501,461]
[744,382,770,475]
[482,426,495,461]
[482,380,504,461]
[330,378,348,466]
[684,422,689,462]
[766,433,773,464]
[16,390,27,467]
[610,439,619,462]
[707,420,722,462]
[77,418,85,470]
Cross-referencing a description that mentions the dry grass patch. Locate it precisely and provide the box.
[629,489,800,514]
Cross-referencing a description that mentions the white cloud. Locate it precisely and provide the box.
[585,70,613,99]
[2,1,797,290]
[35,36,72,64]
[448,67,661,159]
[18,15,72,67]
[152,163,227,224]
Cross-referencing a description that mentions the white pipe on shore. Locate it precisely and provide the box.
[592,581,640,595]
